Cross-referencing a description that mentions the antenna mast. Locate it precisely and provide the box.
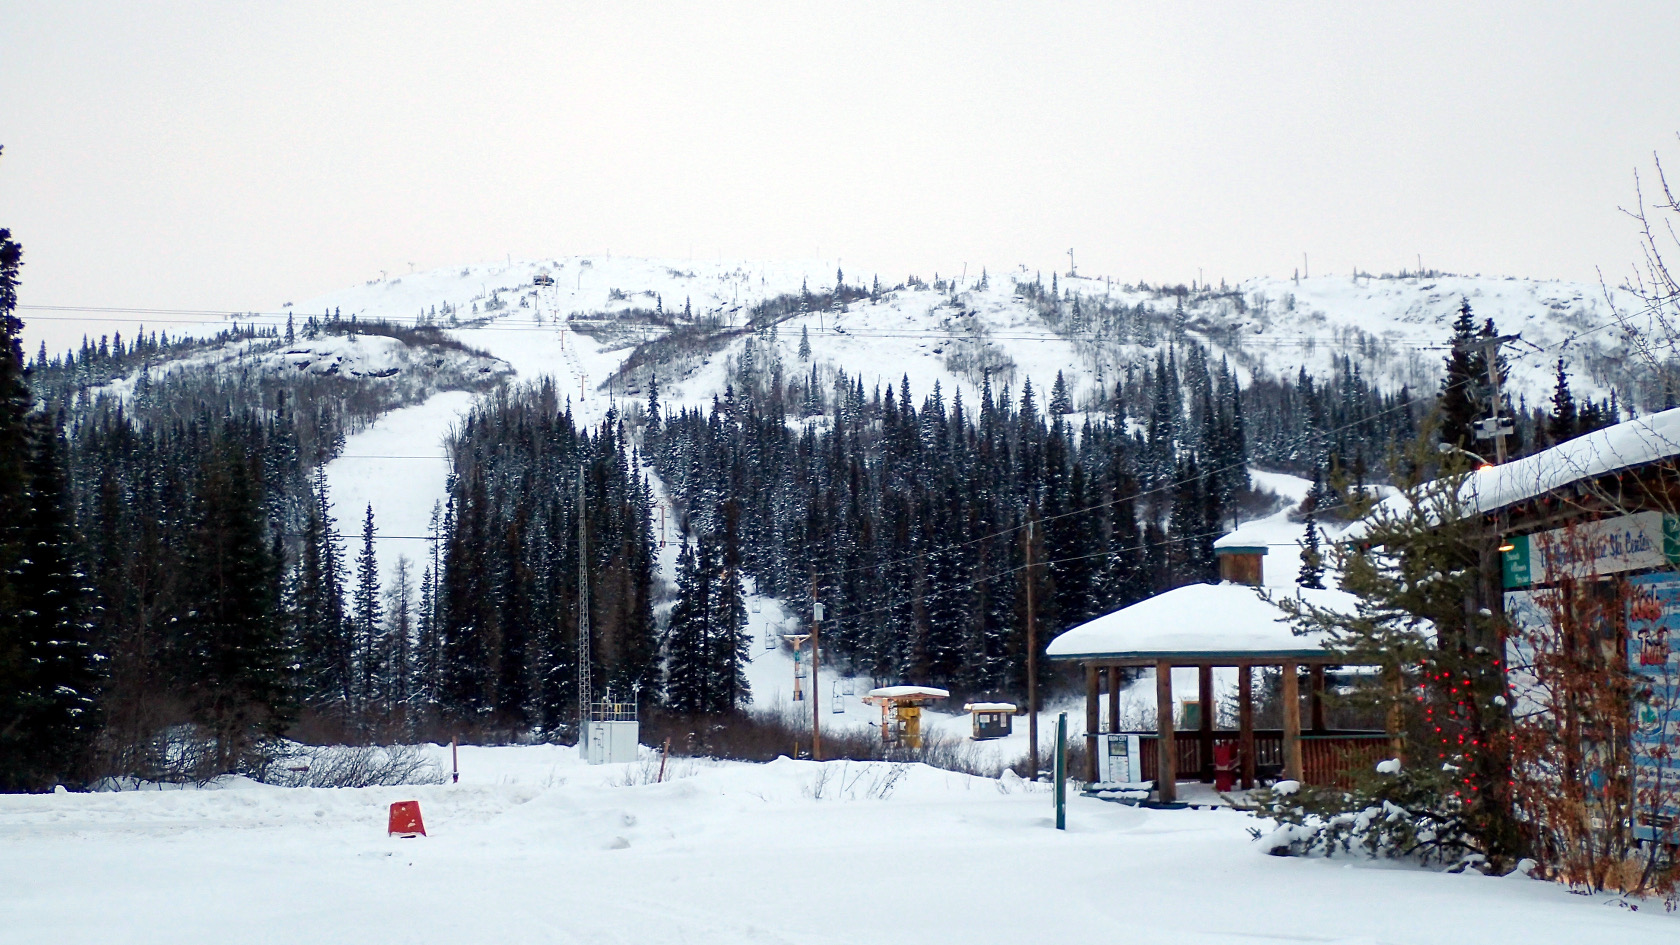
[577,467,592,754]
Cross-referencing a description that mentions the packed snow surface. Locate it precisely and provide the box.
[3,745,1672,944]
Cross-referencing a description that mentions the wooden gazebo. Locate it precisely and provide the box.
[1046,582,1394,802]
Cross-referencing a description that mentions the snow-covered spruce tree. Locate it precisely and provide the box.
[1297,472,1325,590]
[1048,370,1072,416]
[352,504,382,713]
[663,541,710,714]
[382,555,416,733]
[175,442,294,777]
[707,514,752,713]
[1437,299,1484,451]
[290,471,351,715]
[1258,450,1520,870]
[2,413,101,790]
[0,221,36,788]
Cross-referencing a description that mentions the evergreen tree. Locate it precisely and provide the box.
[2,415,100,790]
[353,504,382,709]
[0,225,31,779]
[1547,357,1577,445]
[1048,370,1073,415]
[645,372,661,438]
[1297,513,1325,589]
[383,555,415,726]
[1438,299,1483,449]
[663,541,710,714]
[709,508,752,712]
[175,444,292,774]
[798,325,811,362]
[292,472,351,711]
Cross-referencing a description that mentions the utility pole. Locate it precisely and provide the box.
[1066,248,1076,278]
[1025,515,1039,780]
[576,468,592,757]
[1457,333,1520,463]
[810,579,824,762]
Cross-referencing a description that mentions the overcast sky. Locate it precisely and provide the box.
[5,2,1680,353]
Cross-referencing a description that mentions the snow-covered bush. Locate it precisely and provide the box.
[1246,758,1482,868]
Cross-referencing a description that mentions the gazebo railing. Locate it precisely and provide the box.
[1129,730,1390,788]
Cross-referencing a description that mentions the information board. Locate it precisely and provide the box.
[1627,573,1680,842]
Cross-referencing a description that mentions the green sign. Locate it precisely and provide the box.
[1501,535,1532,589]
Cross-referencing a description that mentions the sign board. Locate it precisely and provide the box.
[1502,511,1680,588]
[1627,573,1680,842]
[1096,733,1142,784]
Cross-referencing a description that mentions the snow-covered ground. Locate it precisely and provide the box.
[3,745,1671,944]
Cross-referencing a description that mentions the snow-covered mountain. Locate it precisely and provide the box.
[254,256,1653,587]
[293,256,1650,418]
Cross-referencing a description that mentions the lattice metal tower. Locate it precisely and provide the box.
[576,467,592,752]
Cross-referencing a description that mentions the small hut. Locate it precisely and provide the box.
[962,702,1017,740]
[863,686,949,748]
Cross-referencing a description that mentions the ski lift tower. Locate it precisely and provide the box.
[783,633,811,702]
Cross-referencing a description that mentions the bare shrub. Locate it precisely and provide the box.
[642,706,1012,777]
[262,744,445,788]
[613,749,707,787]
[802,761,913,800]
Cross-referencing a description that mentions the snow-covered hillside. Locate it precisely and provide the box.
[263,257,1653,589]
[297,257,1650,414]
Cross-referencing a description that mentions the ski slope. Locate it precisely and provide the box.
[3,745,1673,944]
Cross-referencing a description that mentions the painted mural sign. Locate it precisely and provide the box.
[1501,511,1680,589]
[1627,573,1680,842]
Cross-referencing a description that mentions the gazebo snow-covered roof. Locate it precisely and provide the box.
[1045,582,1357,664]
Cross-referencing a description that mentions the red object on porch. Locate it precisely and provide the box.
[388,800,426,837]
[1212,742,1238,792]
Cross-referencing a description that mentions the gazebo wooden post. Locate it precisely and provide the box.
[1281,662,1303,782]
[1197,664,1214,782]
[1238,662,1255,790]
[1085,664,1100,782]
[1156,660,1176,802]
[1106,667,1120,735]
[1309,664,1327,733]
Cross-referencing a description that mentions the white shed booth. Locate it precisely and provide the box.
[1045,582,1393,801]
